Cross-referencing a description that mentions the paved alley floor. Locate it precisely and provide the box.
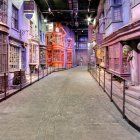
[0,67,140,140]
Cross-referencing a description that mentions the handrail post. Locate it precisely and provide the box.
[47,66,48,75]
[123,80,126,119]
[4,73,7,98]
[30,71,32,84]
[110,73,113,102]
[99,66,100,85]
[96,66,97,81]
[104,68,105,92]
[43,67,44,77]
[20,69,22,90]
[38,66,39,81]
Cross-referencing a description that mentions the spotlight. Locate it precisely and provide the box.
[48,7,51,12]
[44,19,47,23]
[87,17,91,22]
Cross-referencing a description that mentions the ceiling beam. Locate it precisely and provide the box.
[42,9,95,13]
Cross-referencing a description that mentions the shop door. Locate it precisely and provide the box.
[21,47,26,70]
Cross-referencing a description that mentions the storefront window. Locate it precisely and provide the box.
[108,45,120,72]
[40,48,46,64]
[0,33,8,73]
[9,45,20,71]
[53,50,60,61]
[0,0,8,24]
[29,44,37,63]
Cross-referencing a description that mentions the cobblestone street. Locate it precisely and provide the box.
[0,67,140,140]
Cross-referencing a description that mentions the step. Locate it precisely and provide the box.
[125,90,140,100]
[129,86,140,93]
[113,91,140,109]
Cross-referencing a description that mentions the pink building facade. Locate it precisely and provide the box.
[97,0,140,85]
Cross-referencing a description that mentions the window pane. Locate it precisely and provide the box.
[114,7,122,21]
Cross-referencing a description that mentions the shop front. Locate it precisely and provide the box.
[0,0,9,92]
[9,38,27,86]
[46,23,66,68]
[39,45,46,69]
[29,39,39,73]
[103,20,140,85]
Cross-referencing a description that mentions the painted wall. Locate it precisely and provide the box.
[122,0,131,25]
[131,2,140,22]
[105,22,123,36]
[76,50,88,66]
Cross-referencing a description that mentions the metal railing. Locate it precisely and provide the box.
[0,65,73,102]
[88,63,140,131]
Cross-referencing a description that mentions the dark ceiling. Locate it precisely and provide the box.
[35,0,99,34]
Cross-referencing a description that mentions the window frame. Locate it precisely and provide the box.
[112,5,123,22]
[11,4,19,30]
[9,45,20,72]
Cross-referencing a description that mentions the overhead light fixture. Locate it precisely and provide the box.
[44,19,47,23]
[48,7,51,12]
[87,17,92,22]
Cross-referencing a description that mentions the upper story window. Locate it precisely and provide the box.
[113,6,122,21]
[113,0,121,5]
[12,5,18,30]
[0,0,8,24]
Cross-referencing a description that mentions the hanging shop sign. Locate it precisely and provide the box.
[24,0,34,20]
[96,32,103,45]
[137,42,140,51]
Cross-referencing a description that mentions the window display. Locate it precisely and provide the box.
[29,44,37,64]
[9,45,20,71]
[0,33,8,73]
